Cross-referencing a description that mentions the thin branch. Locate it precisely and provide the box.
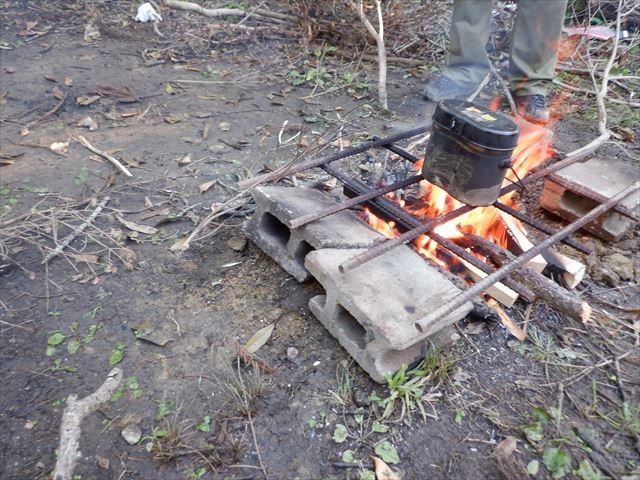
[53,368,123,480]
[349,0,388,110]
[43,196,110,264]
[75,135,133,177]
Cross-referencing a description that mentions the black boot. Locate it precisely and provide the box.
[514,94,550,125]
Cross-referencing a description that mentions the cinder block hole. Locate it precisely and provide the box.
[559,190,599,216]
[293,241,314,265]
[258,212,291,248]
[335,304,367,350]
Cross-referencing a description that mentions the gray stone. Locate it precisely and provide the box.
[286,346,300,365]
[589,263,620,287]
[227,235,247,252]
[602,253,635,281]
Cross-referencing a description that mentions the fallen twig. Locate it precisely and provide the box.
[170,192,251,252]
[161,0,294,22]
[53,368,123,480]
[75,135,133,177]
[43,196,110,264]
[26,93,67,128]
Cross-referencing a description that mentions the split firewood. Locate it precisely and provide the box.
[53,368,123,480]
[487,298,527,341]
[498,211,547,273]
[458,258,519,308]
[541,249,585,289]
[457,233,591,323]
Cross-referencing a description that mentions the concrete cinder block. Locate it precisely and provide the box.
[540,157,639,241]
[244,186,383,282]
[305,248,472,382]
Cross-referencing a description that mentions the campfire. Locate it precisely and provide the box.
[364,116,558,306]
[240,101,638,382]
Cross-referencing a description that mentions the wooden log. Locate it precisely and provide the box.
[457,233,592,323]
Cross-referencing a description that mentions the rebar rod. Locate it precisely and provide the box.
[379,142,421,163]
[351,187,536,302]
[237,124,431,189]
[413,181,639,332]
[339,149,611,273]
[493,201,592,254]
[288,174,423,229]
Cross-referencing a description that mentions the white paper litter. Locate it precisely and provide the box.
[135,3,162,22]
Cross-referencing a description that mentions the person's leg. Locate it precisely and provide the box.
[509,0,568,123]
[423,0,494,101]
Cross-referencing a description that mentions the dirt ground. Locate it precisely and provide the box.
[1,2,639,480]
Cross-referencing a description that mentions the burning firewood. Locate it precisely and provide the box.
[498,210,547,273]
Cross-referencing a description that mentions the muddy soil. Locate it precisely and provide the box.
[1,2,639,480]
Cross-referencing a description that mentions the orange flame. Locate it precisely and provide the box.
[365,116,554,267]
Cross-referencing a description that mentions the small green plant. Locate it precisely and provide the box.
[187,467,207,480]
[82,324,103,344]
[369,346,452,422]
[127,376,144,399]
[0,185,18,214]
[74,167,89,186]
[196,415,212,433]
[216,361,265,417]
[108,341,125,365]
[287,45,337,88]
[46,358,77,374]
[543,446,572,479]
[328,360,354,406]
[46,331,66,356]
[155,400,176,421]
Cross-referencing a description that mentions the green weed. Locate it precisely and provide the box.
[369,346,450,422]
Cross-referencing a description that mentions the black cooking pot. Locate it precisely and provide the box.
[422,100,520,206]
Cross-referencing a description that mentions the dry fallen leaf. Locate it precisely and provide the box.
[64,76,73,86]
[115,215,158,235]
[52,86,64,100]
[49,140,69,155]
[20,126,29,137]
[493,436,518,459]
[169,237,190,252]
[83,22,101,43]
[76,94,101,106]
[463,321,486,335]
[199,180,215,194]
[243,323,274,354]
[177,153,192,166]
[164,113,185,124]
[96,456,109,470]
[372,456,401,480]
[218,121,230,131]
[76,116,98,131]
[44,74,57,82]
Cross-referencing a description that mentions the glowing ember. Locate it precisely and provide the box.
[365,116,554,267]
